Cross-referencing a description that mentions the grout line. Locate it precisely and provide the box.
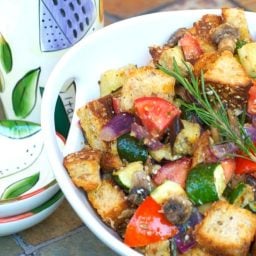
[14,225,86,255]
[12,234,35,255]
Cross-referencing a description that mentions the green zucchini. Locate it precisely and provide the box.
[151,180,185,205]
[117,134,148,163]
[185,163,226,205]
[228,182,254,207]
[113,161,144,191]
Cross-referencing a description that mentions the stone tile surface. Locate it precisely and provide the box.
[233,0,256,11]
[20,199,82,245]
[104,0,176,18]
[162,0,236,10]
[0,236,23,256]
[36,227,118,256]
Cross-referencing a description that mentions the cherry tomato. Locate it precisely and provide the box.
[134,97,181,136]
[248,81,256,115]
[124,196,178,247]
[153,157,192,188]
[178,33,203,63]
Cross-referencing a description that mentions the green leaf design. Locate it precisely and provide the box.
[40,86,71,138]
[12,67,41,118]
[32,190,63,214]
[0,97,6,119]
[0,69,4,92]
[0,33,12,73]
[1,172,40,200]
[0,119,41,139]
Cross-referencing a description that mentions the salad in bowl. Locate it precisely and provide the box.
[42,7,256,256]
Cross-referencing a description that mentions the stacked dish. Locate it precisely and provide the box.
[0,0,102,236]
[0,121,64,236]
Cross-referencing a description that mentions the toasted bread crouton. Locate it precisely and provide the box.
[222,8,252,42]
[149,46,193,77]
[119,66,175,111]
[87,179,128,227]
[100,151,123,172]
[194,50,252,109]
[99,64,137,97]
[188,14,222,53]
[64,147,102,191]
[144,240,170,256]
[195,200,256,256]
[182,246,213,256]
[77,95,114,151]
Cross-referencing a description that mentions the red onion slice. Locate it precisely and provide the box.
[210,142,238,160]
[174,208,203,253]
[100,112,135,141]
[131,122,163,150]
[244,124,256,142]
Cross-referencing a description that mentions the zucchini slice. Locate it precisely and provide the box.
[185,163,226,205]
[113,161,144,191]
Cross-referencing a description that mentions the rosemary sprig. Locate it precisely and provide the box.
[158,61,256,162]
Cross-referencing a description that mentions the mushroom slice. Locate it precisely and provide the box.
[211,23,239,53]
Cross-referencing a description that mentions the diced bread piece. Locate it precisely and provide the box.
[100,151,123,172]
[119,66,175,111]
[144,240,171,256]
[222,8,252,42]
[87,179,128,227]
[150,46,193,77]
[63,147,102,191]
[99,64,136,97]
[194,50,252,109]
[188,14,222,53]
[195,200,256,256]
[182,246,213,256]
[77,95,114,151]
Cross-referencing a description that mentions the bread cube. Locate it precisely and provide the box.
[77,95,114,151]
[222,8,252,42]
[194,50,252,109]
[64,147,102,191]
[119,66,175,112]
[87,179,128,227]
[195,200,256,256]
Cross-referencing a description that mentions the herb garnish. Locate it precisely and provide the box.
[158,61,256,162]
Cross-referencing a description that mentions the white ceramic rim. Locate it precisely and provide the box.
[41,9,256,256]
[0,191,64,236]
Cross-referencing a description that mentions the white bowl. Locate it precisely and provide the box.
[41,9,256,256]
[0,190,64,236]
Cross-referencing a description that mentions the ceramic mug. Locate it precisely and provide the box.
[0,0,103,196]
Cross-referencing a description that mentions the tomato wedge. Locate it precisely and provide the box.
[178,33,203,63]
[134,97,181,137]
[235,156,256,174]
[248,81,256,115]
[124,196,178,247]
